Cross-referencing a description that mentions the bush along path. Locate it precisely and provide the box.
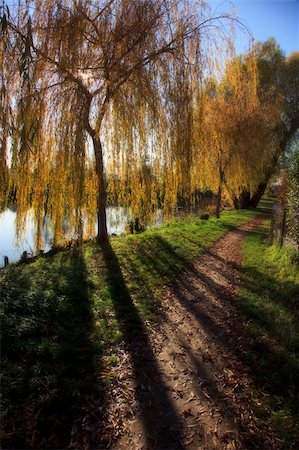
[108,215,279,450]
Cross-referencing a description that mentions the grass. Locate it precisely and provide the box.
[0,208,261,448]
[1,251,103,448]
[89,208,262,332]
[239,220,299,448]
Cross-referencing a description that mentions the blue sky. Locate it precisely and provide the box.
[4,0,298,56]
[207,0,299,56]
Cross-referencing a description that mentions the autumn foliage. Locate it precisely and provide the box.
[0,2,298,249]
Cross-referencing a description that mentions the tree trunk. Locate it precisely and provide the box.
[248,182,267,208]
[239,189,251,209]
[91,134,108,242]
[216,170,224,218]
[84,94,108,242]
[223,180,239,209]
[229,188,250,210]
[232,196,239,209]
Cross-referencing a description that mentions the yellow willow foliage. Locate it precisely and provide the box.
[0,43,10,210]
[106,99,168,221]
[197,52,281,197]
[1,0,250,247]
[0,127,8,210]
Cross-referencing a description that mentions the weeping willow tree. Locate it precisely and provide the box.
[227,41,299,208]
[1,0,242,247]
[197,50,282,214]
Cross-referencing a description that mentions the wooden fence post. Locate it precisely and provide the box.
[21,251,28,261]
[279,208,287,249]
[269,207,275,245]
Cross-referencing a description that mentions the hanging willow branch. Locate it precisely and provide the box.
[1,0,255,246]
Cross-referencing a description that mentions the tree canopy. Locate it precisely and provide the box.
[0,0,298,251]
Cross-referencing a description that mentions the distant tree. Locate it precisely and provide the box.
[198,54,271,216]
[232,40,299,208]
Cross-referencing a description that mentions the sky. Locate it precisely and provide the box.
[4,0,298,56]
[207,0,299,56]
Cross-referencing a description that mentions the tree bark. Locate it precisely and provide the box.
[91,134,108,242]
[216,169,224,218]
[83,94,108,242]
[248,182,268,208]
[229,188,250,209]
[232,196,239,209]
[238,189,251,209]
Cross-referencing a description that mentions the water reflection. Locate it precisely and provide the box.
[0,202,212,267]
[0,207,132,267]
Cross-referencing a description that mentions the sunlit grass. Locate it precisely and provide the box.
[239,220,299,448]
[86,208,261,331]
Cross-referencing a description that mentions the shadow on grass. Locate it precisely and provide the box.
[255,198,275,214]
[110,215,265,321]
[239,264,299,395]
[100,240,186,449]
[1,250,103,449]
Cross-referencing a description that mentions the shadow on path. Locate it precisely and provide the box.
[100,241,186,449]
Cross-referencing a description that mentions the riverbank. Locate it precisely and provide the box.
[2,205,298,449]
[1,209,259,448]
[0,206,131,267]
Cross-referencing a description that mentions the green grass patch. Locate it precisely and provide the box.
[1,208,260,447]
[239,220,299,448]
[91,208,260,324]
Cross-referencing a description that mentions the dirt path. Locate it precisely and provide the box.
[104,216,274,450]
